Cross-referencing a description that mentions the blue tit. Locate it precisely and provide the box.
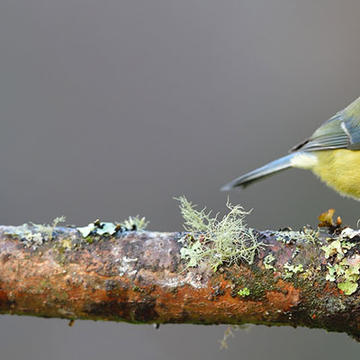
[221,96,360,199]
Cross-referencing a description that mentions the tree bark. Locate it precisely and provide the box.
[0,224,360,340]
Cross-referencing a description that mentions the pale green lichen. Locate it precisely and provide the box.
[326,258,360,295]
[30,216,67,240]
[176,196,263,271]
[276,227,319,245]
[77,223,97,237]
[321,228,360,295]
[325,265,337,282]
[7,216,66,249]
[337,281,358,296]
[77,221,118,237]
[263,254,276,271]
[237,287,250,297]
[322,240,344,260]
[283,263,304,279]
[96,222,117,235]
[77,215,149,238]
[60,238,73,250]
[303,227,320,244]
[47,215,66,239]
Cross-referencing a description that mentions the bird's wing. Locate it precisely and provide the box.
[290,98,360,152]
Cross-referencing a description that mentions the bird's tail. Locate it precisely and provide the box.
[221,153,296,191]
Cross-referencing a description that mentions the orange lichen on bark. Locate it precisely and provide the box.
[265,280,300,312]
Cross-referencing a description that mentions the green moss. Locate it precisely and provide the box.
[237,287,250,297]
[176,196,264,271]
[132,286,145,293]
[38,279,52,292]
[225,263,277,301]
[54,290,69,302]
[85,236,94,244]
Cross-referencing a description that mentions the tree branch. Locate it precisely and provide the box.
[0,223,360,340]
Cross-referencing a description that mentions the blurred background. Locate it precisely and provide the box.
[1,0,360,358]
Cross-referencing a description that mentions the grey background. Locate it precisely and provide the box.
[1,0,360,358]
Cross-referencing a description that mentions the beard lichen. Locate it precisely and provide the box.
[176,196,263,272]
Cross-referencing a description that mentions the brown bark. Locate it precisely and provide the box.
[0,224,360,340]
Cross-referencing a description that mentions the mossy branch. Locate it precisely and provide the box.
[1,216,360,341]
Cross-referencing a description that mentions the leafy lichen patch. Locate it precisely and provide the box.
[275,227,319,245]
[77,221,117,237]
[5,214,149,251]
[5,216,66,249]
[176,196,264,271]
[321,227,360,295]
[263,254,276,271]
[77,216,149,238]
[283,263,304,279]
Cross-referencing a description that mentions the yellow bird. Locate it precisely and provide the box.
[221,96,360,199]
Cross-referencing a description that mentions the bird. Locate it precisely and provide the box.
[221,96,360,200]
